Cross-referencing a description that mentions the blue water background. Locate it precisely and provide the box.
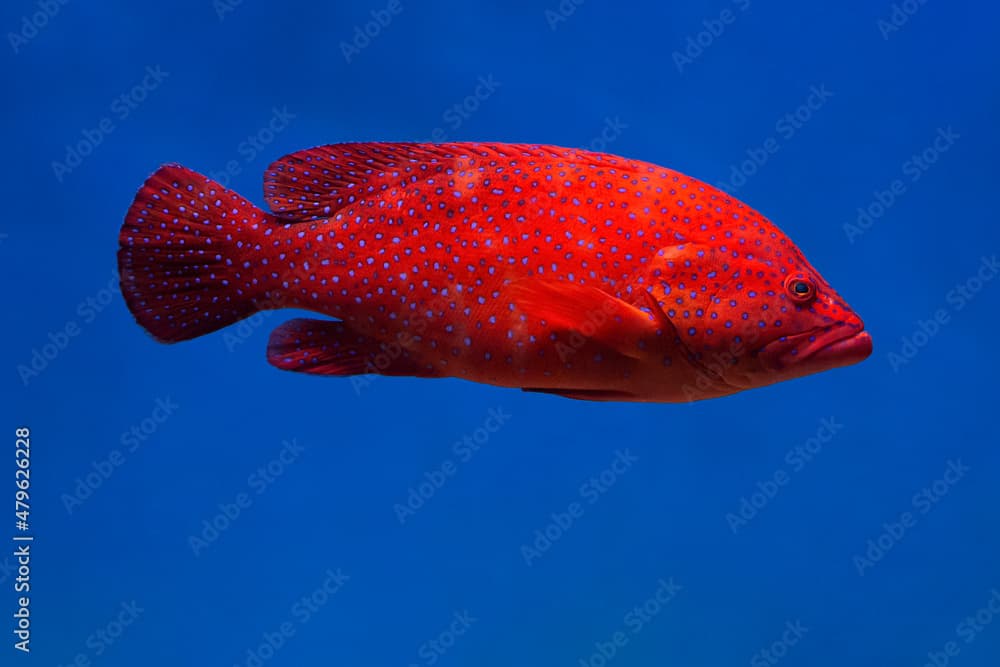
[3,1,999,665]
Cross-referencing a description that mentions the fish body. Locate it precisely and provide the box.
[118,142,871,402]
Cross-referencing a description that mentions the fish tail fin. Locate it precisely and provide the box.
[118,164,278,343]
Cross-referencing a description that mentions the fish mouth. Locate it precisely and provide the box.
[759,324,872,376]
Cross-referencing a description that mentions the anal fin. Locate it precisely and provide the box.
[267,318,437,377]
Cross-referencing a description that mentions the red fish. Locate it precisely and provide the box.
[118,142,871,402]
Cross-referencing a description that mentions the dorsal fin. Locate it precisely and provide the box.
[261,142,625,222]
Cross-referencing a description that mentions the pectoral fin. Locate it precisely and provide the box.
[507,279,676,360]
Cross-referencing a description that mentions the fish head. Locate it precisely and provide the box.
[733,264,871,389]
[649,220,871,399]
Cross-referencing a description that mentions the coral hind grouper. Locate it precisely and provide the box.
[117,142,871,402]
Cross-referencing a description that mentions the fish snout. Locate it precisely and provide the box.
[759,322,872,376]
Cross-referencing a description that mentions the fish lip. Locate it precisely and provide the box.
[806,329,872,373]
[759,324,872,373]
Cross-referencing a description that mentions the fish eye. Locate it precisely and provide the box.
[784,276,816,303]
